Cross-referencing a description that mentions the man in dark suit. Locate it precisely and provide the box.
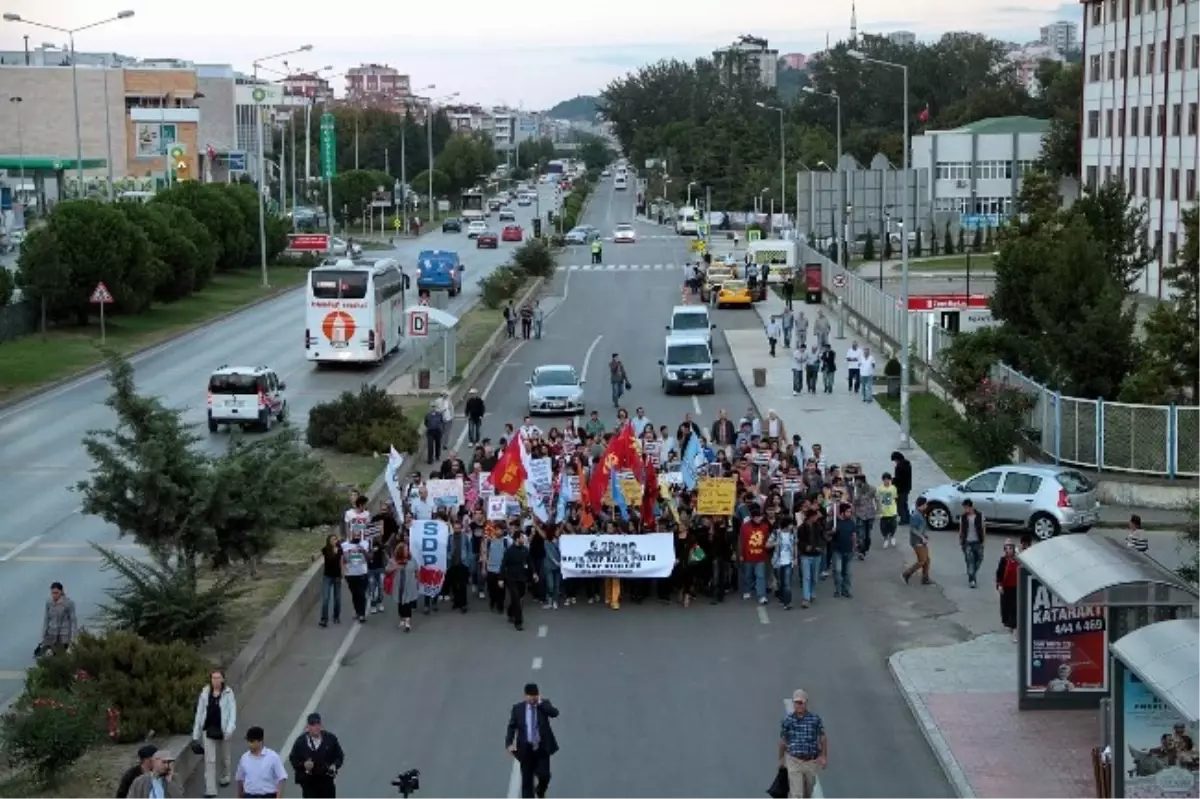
[288,712,345,798]
[505,683,560,798]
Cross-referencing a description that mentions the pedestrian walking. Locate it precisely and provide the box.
[778,689,827,798]
[851,474,877,558]
[813,311,831,347]
[318,534,343,627]
[859,347,877,402]
[890,451,912,525]
[237,728,287,799]
[501,529,534,631]
[533,301,545,339]
[423,406,445,465]
[794,309,809,348]
[447,519,472,612]
[877,473,899,547]
[804,346,820,394]
[959,499,987,588]
[505,683,560,799]
[485,528,511,613]
[902,497,933,586]
[766,316,781,357]
[116,745,159,799]
[819,345,836,394]
[388,539,419,632]
[504,301,517,338]
[1125,513,1149,552]
[128,749,182,799]
[781,309,794,348]
[782,276,794,310]
[464,388,486,444]
[791,344,805,396]
[341,528,371,622]
[39,581,77,656]
[830,503,857,598]
[609,353,629,408]
[844,342,862,393]
[191,669,237,798]
[770,520,796,610]
[520,302,534,339]
[996,540,1020,641]
[288,713,345,799]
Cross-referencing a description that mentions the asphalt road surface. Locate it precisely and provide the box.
[201,176,956,799]
[0,185,555,705]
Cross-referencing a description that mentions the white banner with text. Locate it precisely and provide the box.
[559,533,675,579]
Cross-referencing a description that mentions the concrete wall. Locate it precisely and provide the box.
[0,65,128,177]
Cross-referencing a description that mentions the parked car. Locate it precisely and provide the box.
[920,464,1101,540]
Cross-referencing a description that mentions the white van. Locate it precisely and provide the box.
[659,334,718,394]
[666,304,715,345]
[675,206,699,236]
[614,174,627,191]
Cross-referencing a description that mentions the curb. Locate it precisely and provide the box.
[887,651,977,798]
[0,279,304,412]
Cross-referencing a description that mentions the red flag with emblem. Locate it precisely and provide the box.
[487,435,527,496]
[587,423,643,508]
[641,461,659,527]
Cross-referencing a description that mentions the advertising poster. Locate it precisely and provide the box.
[1025,574,1108,693]
[1121,670,1199,798]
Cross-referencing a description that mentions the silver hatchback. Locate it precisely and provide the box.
[921,464,1101,540]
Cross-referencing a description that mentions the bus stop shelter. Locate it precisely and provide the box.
[1016,534,1197,711]
[404,305,459,389]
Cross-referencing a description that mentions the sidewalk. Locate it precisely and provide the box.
[724,293,1101,798]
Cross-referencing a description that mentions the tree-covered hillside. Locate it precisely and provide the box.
[545,95,599,120]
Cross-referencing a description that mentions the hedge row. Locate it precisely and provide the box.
[479,239,556,308]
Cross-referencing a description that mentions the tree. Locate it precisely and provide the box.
[115,202,206,303]
[913,227,923,257]
[331,169,394,223]
[862,229,876,261]
[944,221,956,255]
[434,133,499,197]
[1069,180,1152,291]
[410,169,451,200]
[957,226,967,254]
[1034,61,1083,179]
[0,262,13,307]
[928,224,939,255]
[577,134,612,171]
[516,137,556,171]
[882,233,893,260]
[222,182,288,264]
[971,226,983,252]
[15,201,156,324]
[153,183,250,271]
[1121,208,1199,403]
[151,202,218,291]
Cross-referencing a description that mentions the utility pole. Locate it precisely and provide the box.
[384,147,389,175]
[354,111,359,170]
[400,123,408,234]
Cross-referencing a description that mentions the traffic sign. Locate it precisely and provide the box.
[319,112,336,180]
[90,282,113,304]
[833,273,847,289]
[409,310,429,337]
[393,216,403,231]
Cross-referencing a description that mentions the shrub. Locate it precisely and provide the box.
[93,545,245,646]
[953,379,1034,466]
[512,239,555,278]
[862,230,876,262]
[884,357,902,378]
[0,690,104,786]
[306,384,420,456]
[273,252,322,269]
[478,265,525,309]
[0,265,13,307]
[23,631,212,743]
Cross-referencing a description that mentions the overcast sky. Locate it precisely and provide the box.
[1,0,1080,109]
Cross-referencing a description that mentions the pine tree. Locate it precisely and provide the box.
[944,222,956,255]
[862,229,876,262]
[957,226,967,254]
[882,234,894,260]
[972,227,984,252]
[913,227,923,257]
[929,226,939,256]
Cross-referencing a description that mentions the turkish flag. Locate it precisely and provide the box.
[487,435,527,496]
[918,105,930,123]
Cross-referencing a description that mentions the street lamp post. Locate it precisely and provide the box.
[424,90,459,224]
[686,181,697,207]
[404,85,434,235]
[252,44,313,287]
[3,11,135,193]
[849,48,911,448]
[803,87,843,268]
[756,101,787,231]
[9,97,24,202]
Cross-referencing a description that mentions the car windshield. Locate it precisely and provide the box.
[616,225,633,232]
[666,344,710,365]
[722,280,747,290]
[673,313,709,330]
[208,374,263,394]
[534,369,576,387]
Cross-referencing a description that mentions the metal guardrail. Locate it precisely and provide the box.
[804,243,1199,479]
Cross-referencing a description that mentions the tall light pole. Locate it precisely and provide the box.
[3,11,135,192]
[756,101,787,230]
[849,48,911,448]
[9,97,25,203]
[405,84,435,235]
[252,44,313,287]
[423,90,459,223]
[803,87,844,271]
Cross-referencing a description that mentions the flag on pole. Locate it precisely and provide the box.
[488,435,527,496]
[641,461,659,527]
[610,468,629,522]
[680,433,703,490]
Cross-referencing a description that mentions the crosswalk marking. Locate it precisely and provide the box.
[557,264,681,272]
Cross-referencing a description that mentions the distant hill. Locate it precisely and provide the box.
[545,95,599,121]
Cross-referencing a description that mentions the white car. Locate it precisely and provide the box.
[207,365,287,433]
[601,169,611,177]
[467,221,489,238]
[498,209,516,221]
[613,223,636,243]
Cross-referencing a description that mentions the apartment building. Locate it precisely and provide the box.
[1080,0,1199,298]
[1007,43,1068,94]
[1040,20,1080,53]
[713,35,779,89]
[887,31,918,47]
[345,64,411,108]
[781,53,809,70]
[280,72,334,102]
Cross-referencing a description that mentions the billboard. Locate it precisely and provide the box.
[1025,574,1109,693]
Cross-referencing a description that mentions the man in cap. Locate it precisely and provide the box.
[465,388,486,444]
[505,683,560,798]
[115,743,158,798]
[237,726,288,798]
[288,712,345,798]
[127,748,182,798]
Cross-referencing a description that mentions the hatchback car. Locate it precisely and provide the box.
[502,225,523,242]
[476,232,499,248]
[467,221,489,238]
[921,464,1101,540]
[527,365,585,415]
[442,217,462,233]
[564,226,598,245]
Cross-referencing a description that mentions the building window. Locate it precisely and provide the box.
[1172,103,1182,136]
[1156,167,1165,198]
[1170,169,1180,200]
[1086,165,1099,189]
[1176,37,1186,70]
[1129,167,1138,195]
[1131,105,1140,135]
[1105,109,1114,137]
[1144,106,1153,135]
[1133,45,1142,75]
[1119,48,1128,77]
[1108,0,1118,20]
[1193,34,1199,68]
[1134,0,1143,11]
[1187,169,1197,202]
[1148,0,1156,10]
[1089,54,1102,81]
[1158,104,1167,135]
[1161,44,1169,73]
[1104,165,1113,183]
[1168,233,1177,263]
[1107,50,1117,79]
[1092,2,1103,24]
[1147,43,1156,74]
[1189,102,1198,135]
[1117,107,1127,136]
[1088,110,1101,138]
[1142,167,1151,198]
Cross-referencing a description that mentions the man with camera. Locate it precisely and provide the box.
[505,683,560,799]
[126,748,182,798]
[288,712,345,798]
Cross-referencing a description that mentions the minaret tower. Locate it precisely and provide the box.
[850,0,858,44]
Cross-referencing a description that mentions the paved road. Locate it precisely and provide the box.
[0,185,555,705]
[201,177,954,798]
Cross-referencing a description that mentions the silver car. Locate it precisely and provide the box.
[921,464,1101,540]
[526,365,585,416]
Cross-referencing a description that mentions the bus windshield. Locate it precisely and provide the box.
[310,270,368,300]
[462,193,484,213]
[547,160,565,174]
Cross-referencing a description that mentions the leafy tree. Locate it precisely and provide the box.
[517,137,556,171]
[433,133,499,197]
[957,226,966,254]
[222,182,288,264]
[115,202,201,302]
[1121,207,1199,403]
[15,201,156,324]
[331,169,394,223]
[984,224,994,249]
[1034,61,1083,179]
[0,262,13,307]
[306,384,420,457]
[862,229,876,261]
[971,226,983,252]
[153,182,249,271]
[410,168,451,200]
[1069,180,1151,291]
[928,224,939,255]
[577,134,612,171]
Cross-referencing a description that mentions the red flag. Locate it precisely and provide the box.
[918,104,930,123]
[488,435,527,496]
[641,462,659,527]
[587,424,643,508]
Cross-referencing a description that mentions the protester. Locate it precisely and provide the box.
[236,727,288,799]
[191,669,238,798]
[288,713,345,799]
[778,689,827,798]
[341,528,371,622]
[902,497,932,586]
[388,539,420,631]
[959,499,987,588]
[465,389,486,445]
[996,539,1021,641]
[506,683,560,799]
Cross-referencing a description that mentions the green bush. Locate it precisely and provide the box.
[512,239,556,278]
[273,252,322,269]
[952,379,1034,466]
[23,631,212,743]
[0,690,104,787]
[0,264,13,307]
[478,265,526,309]
[306,384,420,456]
[93,545,245,647]
[884,357,902,378]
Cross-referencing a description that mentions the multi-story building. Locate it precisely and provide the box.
[1039,20,1080,53]
[1080,0,1198,298]
[444,104,491,133]
[280,72,333,102]
[345,64,411,108]
[713,35,779,89]
[1006,43,1067,94]
[781,53,808,70]
[888,31,918,47]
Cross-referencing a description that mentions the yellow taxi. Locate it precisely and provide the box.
[702,266,736,301]
[716,279,754,308]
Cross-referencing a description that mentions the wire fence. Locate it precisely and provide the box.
[804,243,1199,479]
[0,300,37,342]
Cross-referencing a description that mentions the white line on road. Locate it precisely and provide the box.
[537,624,548,638]
[757,605,771,625]
[580,335,603,382]
[531,657,543,670]
[692,395,702,416]
[0,535,43,563]
[280,622,363,754]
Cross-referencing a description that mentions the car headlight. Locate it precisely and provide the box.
[702,370,713,379]
[667,371,678,379]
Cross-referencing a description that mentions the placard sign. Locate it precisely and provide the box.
[1025,574,1109,693]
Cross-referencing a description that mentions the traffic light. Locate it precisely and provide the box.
[532,218,542,238]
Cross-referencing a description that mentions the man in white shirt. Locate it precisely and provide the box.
[859,347,877,403]
[844,341,862,394]
[631,408,653,438]
[409,485,436,520]
[235,726,287,798]
[342,495,371,541]
[518,416,543,442]
[791,344,805,396]
[766,316,781,357]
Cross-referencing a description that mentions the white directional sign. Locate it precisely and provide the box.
[833,273,847,289]
[409,310,429,337]
[90,281,114,304]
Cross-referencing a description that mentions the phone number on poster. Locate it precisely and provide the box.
[1053,619,1104,635]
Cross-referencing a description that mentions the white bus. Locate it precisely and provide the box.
[461,190,486,221]
[305,258,408,364]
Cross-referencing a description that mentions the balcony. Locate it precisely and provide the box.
[129,107,200,124]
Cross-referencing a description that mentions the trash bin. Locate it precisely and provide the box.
[418,368,431,390]
[753,367,766,387]
[886,376,901,399]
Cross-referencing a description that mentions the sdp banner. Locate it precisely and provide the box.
[559,533,674,579]
[409,518,450,598]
